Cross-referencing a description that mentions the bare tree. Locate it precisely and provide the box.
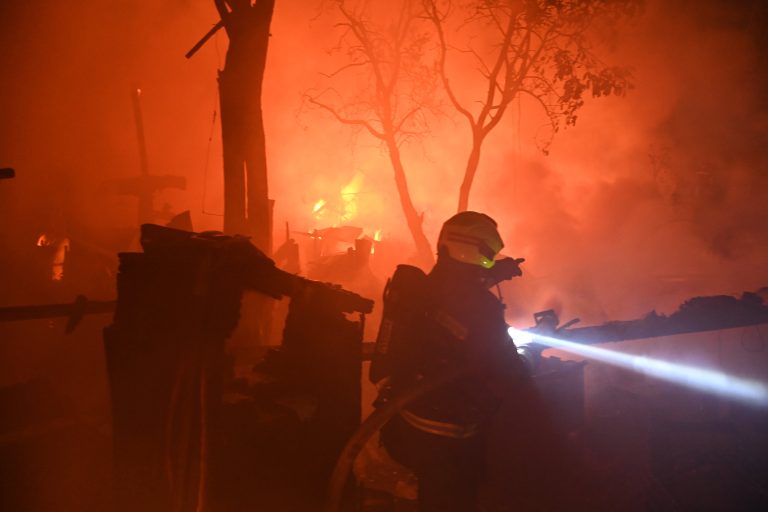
[424,0,641,212]
[310,0,638,260]
[307,0,440,268]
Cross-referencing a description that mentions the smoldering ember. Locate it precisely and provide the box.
[1,1,767,511]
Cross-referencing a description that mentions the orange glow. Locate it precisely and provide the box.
[2,3,768,509]
[0,0,765,328]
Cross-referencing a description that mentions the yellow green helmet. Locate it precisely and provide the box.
[437,211,504,269]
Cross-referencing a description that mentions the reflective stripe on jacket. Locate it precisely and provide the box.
[399,408,480,439]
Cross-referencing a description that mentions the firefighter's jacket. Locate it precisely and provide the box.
[389,262,526,439]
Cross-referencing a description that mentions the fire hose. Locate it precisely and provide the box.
[324,366,473,512]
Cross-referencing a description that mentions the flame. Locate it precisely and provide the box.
[340,172,364,223]
[311,172,366,224]
[371,229,382,254]
[36,233,69,280]
[51,238,70,281]
[312,199,327,218]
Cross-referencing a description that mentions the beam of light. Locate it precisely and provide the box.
[508,327,768,407]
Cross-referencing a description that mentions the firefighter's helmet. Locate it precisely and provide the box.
[437,211,504,269]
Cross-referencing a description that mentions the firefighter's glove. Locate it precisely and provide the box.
[490,257,525,282]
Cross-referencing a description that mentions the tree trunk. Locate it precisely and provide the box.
[384,137,434,269]
[217,0,275,349]
[218,0,275,255]
[457,131,483,213]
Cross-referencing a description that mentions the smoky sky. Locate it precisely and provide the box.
[1,0,767,326]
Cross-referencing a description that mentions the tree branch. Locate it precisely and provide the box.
[213,0,231,37]
[394,105,422,133]
[307,95,385,139]
[319,60,371,79]
[424,0,475,127]
[476,6,517,130]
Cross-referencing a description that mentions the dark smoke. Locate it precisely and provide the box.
[485,0,768,325]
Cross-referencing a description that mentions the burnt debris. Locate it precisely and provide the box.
[561,291,768,344]
[104,224,372,512]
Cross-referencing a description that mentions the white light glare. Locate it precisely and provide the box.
[508,327,768,407]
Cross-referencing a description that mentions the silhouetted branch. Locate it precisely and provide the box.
[307,95,385,139]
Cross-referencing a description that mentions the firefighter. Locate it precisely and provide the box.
[373,211,527,512]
